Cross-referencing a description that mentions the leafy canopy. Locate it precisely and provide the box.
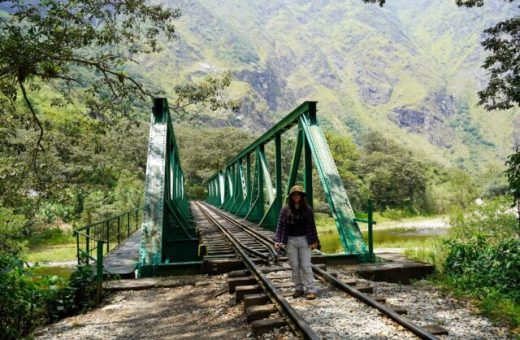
[0,0,179,151]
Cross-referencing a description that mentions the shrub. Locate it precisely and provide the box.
[443,236,519,302]
[43,265,96,322]
[0,255,45,339]
[0,254,96,338]
[449,196,518,244]
[0,207,28,255]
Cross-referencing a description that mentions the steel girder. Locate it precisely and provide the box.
[206,101,367,255]
[139,98,199,267]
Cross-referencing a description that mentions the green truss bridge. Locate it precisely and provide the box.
[73,97,376,280]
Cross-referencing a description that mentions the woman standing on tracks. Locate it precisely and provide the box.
[274,185,320,300]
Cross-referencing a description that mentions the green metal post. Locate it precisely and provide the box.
[106,220,110,253]
[303,133,313,208]
[127,213,130,238]
[86,227,90,265]
[275,134,282,202]
[75,231,80,265]
[135,210,139,232]
[286,129,303,196]
[117,216,121,245]
[246,153,251,200]
[96,240,104,305]
[245,147,265,223]
[257,146,265,218]
[368,199,374,262]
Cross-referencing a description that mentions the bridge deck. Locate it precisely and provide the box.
[103,230,141,276]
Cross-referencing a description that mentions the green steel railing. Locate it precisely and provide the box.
[73,208,142,303]
[206,101,370,260]
[353,200,376,262]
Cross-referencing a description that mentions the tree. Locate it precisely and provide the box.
[359,131,427,211]
[363,0,519,110]
[0,1,239,220]
[0,0,179,151]
[0,1,238,156]
[505,148,520,230]
[325,132,369,210]
[176,124,257,199]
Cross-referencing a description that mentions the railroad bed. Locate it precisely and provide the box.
[194,201,443,339]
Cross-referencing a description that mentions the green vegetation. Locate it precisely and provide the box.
[0,257,97,339]
[26,245,77,263]
[363,0,519,110]
[0,0,517,337]
[506,149,520,229]
[406,197,519,334]
[323,130,481,216]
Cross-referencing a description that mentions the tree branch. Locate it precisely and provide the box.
[18,78,44,155]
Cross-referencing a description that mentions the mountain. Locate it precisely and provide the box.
[138,0,519,171]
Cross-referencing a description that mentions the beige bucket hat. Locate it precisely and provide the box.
[288,185,306,197]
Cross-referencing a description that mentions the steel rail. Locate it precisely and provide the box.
[199,202,279,259]
[195,202,320,340]
[200,202,438,340]
[312,266,437,340]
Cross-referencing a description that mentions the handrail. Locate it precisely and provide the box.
[75,208,141,232]
[73,208,143,304]
[73,208,142,257]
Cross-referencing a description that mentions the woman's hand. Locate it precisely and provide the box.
[275,242,283,250]
[310,243,318,250]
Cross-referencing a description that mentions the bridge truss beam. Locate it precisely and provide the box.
[206,101,368,255]
[139,98,199,268]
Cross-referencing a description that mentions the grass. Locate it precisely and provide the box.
[21,227,78,263]
[31,266,76,282]
[25,243,77,263]
[28,228,75,248]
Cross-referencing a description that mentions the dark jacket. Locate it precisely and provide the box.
[274,206,319,245]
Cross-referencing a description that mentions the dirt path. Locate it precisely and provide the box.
[34,275,251,339]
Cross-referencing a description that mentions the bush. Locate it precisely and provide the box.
[0,254,96,338]
[407,197,519,333]
[0,207,28,255]
[380,207,418,221]
[443,236,519,301]
[27,228,75,248]
[0,255,45,339]
[39,203,76,224]
[449,196,518,243]
[42,265,95,322]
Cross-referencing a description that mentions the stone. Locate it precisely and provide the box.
[423,325,449,335]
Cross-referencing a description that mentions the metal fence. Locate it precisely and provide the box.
[73,208,142,303]
[74,208,142,264]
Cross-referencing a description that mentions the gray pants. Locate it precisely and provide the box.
[286,236,317,293]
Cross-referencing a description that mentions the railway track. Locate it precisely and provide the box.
[194,201,438,339]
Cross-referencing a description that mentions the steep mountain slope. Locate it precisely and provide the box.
[143,0,519,171]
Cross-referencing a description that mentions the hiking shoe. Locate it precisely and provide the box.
[292,290,304,298]
[306,292,317,300]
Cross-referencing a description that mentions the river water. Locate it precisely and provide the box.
[319,227,448,254]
